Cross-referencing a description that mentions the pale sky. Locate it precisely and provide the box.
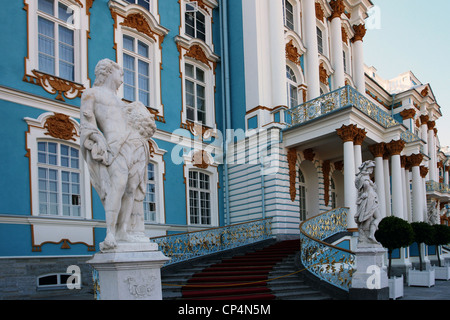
[363,0,450,150]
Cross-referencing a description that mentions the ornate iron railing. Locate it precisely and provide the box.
[150,218,273,266]
[299,207,355,292]
[426,180,450,194]
[286,86,421,143]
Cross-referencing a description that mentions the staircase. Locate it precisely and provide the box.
[162,239,331,300]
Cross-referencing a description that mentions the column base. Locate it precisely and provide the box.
[88,242,170,300]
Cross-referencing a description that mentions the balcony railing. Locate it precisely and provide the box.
[286,86,421,143]
[426,181,450,194]
[299,207,355,292]
[150,218,273,266]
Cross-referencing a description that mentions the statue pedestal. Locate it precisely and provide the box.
[88,242,170,300]
[349,245,389,300]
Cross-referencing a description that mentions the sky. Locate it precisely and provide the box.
[363,0,450,150]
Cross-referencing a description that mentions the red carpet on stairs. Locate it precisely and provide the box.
[181,239,300,300]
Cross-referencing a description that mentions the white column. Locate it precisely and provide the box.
[387,140,405,219]
[268,0,287,108]
[401,163,408,220]
[445,168,449,185]
[420,115,429,156]
[404,167,412,222]
[429,131,437,182]
[303,0,320,99]
[412,165,423,222]
[337,125,358,231]
[421,166,428,222]
[369,143,387,219]
[353,128,365,171]
[351,24,367,94]
[344,141,357,230]
[329,14,345,89]
[383,156,392,217]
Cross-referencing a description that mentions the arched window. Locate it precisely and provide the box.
[286,65,298,109]
[298,168,307,221]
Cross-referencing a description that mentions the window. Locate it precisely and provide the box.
[124,0,150,11]
[317,27,323,55]
[37,273,76,290]
[185,8,206,42]
[37,0,76,81]
[330,178,337,209]
[185,63,206,124]
[122,35,151,106]
[144,163,157,222]
[282,0,294,30]
[188,170,211,225]
[37,141,81,217]
[298,169,307,221]
[286,66,298,108]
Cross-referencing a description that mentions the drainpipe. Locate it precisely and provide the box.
[219,0,232,225]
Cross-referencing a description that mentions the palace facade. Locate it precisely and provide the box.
[0,0,448,298]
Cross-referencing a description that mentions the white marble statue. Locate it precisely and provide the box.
[428,200,440,225]
[355,160,382,246]
[80,59,156,251]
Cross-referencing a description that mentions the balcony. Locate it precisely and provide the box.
[285,86,421,144]
[426,181,450,200]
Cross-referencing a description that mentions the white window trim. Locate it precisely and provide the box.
[24,0,90,88]
[283,0,301,36]
[183,151,219,227]
[25,112,92,219]
[145,139,166,225]
[110,3,168,117]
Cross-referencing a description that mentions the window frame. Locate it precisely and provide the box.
[180,0,216,48]
[122,34,152,107]
[24,0,90,87]
[37,141,83,217]
[183,152,219,227]
[25,112,92,219]
[143,139,166,225]
[298,168,307,221]
[184,62,207,124]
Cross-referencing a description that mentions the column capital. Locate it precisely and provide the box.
[386,140,406,156]
[420,166,429,178]
[427,120,436,130]
[351,24,367,43]
[400,108,416,120]
[408,153,424,167]
[329,0,345,21]
[334,160,344,171]
[336,124,358,142]
[369,142,386,158]
[353,128,367,146]
[401,155,407,168]
[420,114,429,125]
